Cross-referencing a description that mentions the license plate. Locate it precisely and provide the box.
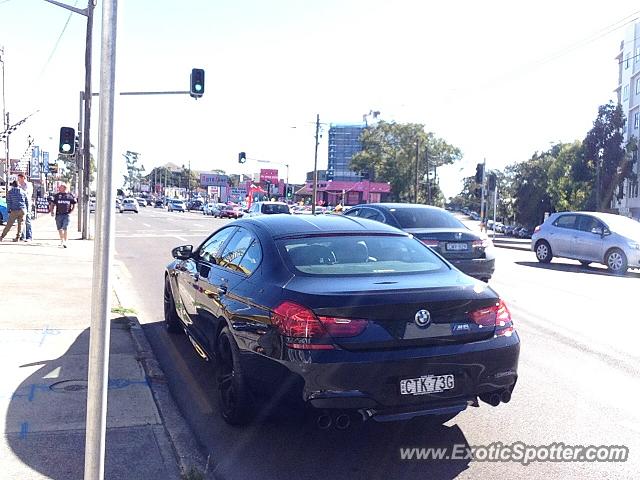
[446,242,468,251]
[400,374,455,395]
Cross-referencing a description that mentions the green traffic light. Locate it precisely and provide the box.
[195,84,202,92]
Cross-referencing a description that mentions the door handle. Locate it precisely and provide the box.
[217,285,227,295]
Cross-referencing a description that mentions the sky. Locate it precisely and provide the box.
[1,0,639,198]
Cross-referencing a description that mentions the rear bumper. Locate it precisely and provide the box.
[448,257,495,280]
[240,333,519,414]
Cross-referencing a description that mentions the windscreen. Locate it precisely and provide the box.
[390,208,466,229]
[280,234,447,275]
[262,203,290,214]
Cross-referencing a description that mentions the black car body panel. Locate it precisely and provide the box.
[165,215,519,422]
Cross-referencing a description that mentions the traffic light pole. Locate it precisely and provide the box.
[480,158,486,228]
[312,114,320,214]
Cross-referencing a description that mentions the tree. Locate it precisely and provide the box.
[123,151,144,192]
[508,154,553,227]
[582,103,630,211]
[350,121,462,203]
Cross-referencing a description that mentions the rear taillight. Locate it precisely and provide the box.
[271,301,368,350]
[469,299,514,337]
[420,239,439,247]
[472,238,490,248]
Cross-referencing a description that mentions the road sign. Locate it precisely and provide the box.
[43,152,50,174]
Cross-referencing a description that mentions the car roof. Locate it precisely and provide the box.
[236,213,406,238]
[350,203,446,212]
[255,201,287,205]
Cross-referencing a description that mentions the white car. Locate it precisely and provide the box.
[121,197,139,213]
[168,200,186,212]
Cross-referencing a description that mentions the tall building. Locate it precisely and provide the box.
[327,123,365,182]
[615,21,640,219]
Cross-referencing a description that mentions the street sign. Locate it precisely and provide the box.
[31,146,41,178]
[36,197,50,213]
[43,152,50,174]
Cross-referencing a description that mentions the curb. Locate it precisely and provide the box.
[493,242,531,252]
[111,285,209,478]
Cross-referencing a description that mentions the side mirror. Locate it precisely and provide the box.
[171,245,193,260]
[591,227,604,236]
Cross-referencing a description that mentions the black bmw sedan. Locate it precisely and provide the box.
[164,214,519,427]
[344,203,496,281]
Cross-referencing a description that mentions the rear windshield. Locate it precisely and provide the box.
[389,208,465,229]
[279,235,447,275]
[262,203,290,214]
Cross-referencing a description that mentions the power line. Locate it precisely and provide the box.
[38,1,80,80]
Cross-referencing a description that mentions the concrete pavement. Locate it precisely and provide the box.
[0,211,204,479]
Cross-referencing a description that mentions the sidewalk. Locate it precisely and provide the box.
[0,212,201,479]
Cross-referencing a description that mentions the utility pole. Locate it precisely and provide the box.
[415,139,420,204]
[311,113,320,214]
[480,158,487,227]
[1,47,8,190]
[187,160,191,200]
[426,145,431,205]
[84,0,118,478]
[595,151,601,211]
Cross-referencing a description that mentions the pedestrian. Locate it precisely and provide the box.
[17,173,34,242]
[0,180,28,242]
[49,183,76,248]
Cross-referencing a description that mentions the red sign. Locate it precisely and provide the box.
[10,158,27,174]
[259,168,278,184]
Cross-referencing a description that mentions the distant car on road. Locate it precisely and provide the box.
[532,211,640,274]
[135,197,147,207]
[154,200,165,208]
[188,199,204,211]
[168,200,187,213]
[244,201,291,217]
[203,202,226,216]
[163,215,519,426]
[120,197,139,213]
[344,203,496,282]
[219,204,244,219]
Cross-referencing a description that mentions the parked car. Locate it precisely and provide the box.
[515,227,533,239]
[164,214,519,426]
[531,211,640,274]
[219,204,244,219]
[135,197,147,207]
[115,198,122,213]
[154,200,165,208]
[120,197,139,213]
[168,200,187,212]
[244,201,291,217]
[0,198,7,225]
[344,203,496,282]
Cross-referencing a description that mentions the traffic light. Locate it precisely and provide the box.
[238,151,246,163]
[59,127,76,155]
[190,68,205,98]
[286,185,293,199]
[475,163,484,184]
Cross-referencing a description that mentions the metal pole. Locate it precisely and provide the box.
[311,113,319,214]
[426,145,431,205]
[480,159,486,230]
[415,139,419,204]
[492,186,498,239]
[77,92,84,232]
[1,47,8,190]
[84,0,118,478]
[82,0,95,240]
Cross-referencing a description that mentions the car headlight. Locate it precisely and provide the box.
[627,242,640,250]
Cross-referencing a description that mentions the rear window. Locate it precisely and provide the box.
[261,203,290,214]
[389,207,465,229]
[279,235,447,275]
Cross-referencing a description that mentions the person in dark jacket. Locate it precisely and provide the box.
[0,180,28,242]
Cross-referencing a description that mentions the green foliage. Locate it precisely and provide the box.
[350,121,462,203]
[123,151,144,192]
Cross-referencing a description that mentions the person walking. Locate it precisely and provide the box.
[48,183,76,248]
[0,180,28,242]
[17,173,34,242]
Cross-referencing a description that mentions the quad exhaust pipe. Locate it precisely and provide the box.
[316,410,359,430]
[480,389,512,407]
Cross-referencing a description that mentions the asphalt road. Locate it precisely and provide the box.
[114,207,640,480]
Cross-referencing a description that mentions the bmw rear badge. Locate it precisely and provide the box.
[415,309,431,328]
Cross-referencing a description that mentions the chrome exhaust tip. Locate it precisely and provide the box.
[316,414,332,430]
[335,413,351,430]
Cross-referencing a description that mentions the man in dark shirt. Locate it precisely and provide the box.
[49,183,76,248]
[0,180,28,242]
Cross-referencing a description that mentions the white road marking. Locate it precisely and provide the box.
[174,235,189,242]
[143,223,151,227]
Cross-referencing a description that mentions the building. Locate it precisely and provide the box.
[297,172,391,206]
[615,21,640,219]
[327,123,365,182]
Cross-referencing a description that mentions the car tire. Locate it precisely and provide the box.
[579,261,591,267]
[217,327,255,425]
[534,240,553,263]
[605,248,628,275]
[163,277,182,334]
